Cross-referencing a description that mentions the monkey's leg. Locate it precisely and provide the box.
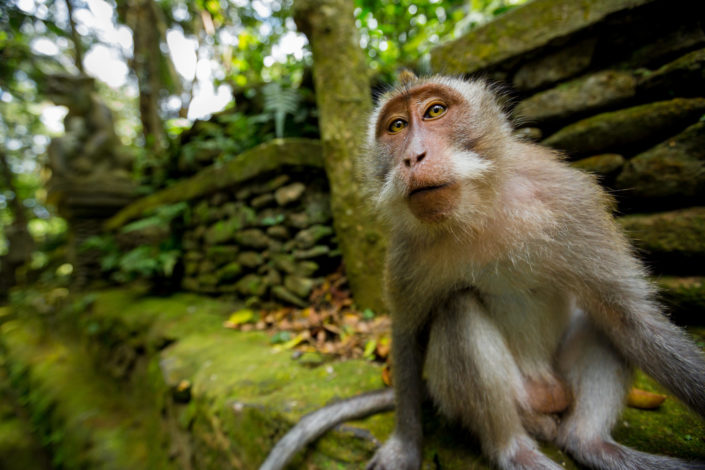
[366,322,426,470]
[425,293,563,470]
[557,313,705,470]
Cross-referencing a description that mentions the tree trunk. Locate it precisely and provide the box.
[293,0,387,314]
[64,0,85,73]
[0,149,34,297]
[122,0,169,155]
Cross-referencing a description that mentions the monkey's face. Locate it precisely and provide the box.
[368,78,503,231]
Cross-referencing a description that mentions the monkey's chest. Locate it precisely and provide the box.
[466,268,573,377]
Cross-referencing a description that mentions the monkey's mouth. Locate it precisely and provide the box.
[408,183,451,198]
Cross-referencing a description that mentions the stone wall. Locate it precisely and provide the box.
[106,139,340,308]
[181,170,339,307]
[432,0,705,322]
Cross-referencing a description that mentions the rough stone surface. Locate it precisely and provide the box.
[274,182,306,206]
[251,193,275,209]
[237,251,264,269]
[295,224,335,249]
[619,207,705,274]
[656,276,705,325]
[217,261,243,282]
[571,154,626,178]
[234,229,270,249]
[542,98,705,157]
[514,70,636,124]
[616,122,705,203]
[286,212,311,229]
[266,225,290,240]
[430,0,651,75]
[235,274,267,297]
[284,275,316,300]
[512,38,596,91]
[271,286,308,308]
[639,48,705,98]
[106,139,323,230]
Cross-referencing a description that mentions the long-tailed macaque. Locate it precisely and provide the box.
[260,74,705,470]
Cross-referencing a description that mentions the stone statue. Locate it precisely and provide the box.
[43,73,137,286]
[45,73,133,182]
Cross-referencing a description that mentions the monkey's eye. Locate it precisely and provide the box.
[388,119,408,133]
[424,104,447,119]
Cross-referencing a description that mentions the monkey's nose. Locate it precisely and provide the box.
[404,152,426,168]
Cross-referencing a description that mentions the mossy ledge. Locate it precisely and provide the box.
[105,138,323,231]
[1,287,704,469]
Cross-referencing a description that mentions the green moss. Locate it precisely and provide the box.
[4,287,704,469]
[430,0,649,74]
[105,138,323,231]
[1,318,175,470]
[614,369,705,459]
[542,98,705,156]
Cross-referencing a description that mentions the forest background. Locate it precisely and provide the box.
[0,0,525,292]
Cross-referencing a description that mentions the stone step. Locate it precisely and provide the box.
[1,315,175,470]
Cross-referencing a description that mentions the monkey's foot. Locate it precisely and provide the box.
[366,434,421,470]
[498,436,564,470]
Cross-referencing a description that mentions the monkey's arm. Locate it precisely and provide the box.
[259,388,394,470]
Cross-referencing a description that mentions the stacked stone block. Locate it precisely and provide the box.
[180,170,339,307]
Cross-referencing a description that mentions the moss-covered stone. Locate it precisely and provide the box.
[430,0,650,75]
[274,182,306,206]
[1,318,176,470]
[233,229,270,249]
[295,224,335,249]
[512,37,596,91]
[205,245,240,265]
[3,288,705,470]
[105,139,323,231]
[271,285,309,308]
[284,275,315,300]
[571,153,626,178]
[618,207,705,274]
[514,70,636,124]
[205,212,251,245]
[0,364,52,470]
[639,48,705,97]
[235,274,267,297]
[237,251,263,269]
[656,276,705,325]
[217,261,243,283]
[542,98,705,157]
[615,122,705,203]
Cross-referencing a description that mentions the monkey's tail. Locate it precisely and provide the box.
[568,438,705,470]
[259,388,395,470]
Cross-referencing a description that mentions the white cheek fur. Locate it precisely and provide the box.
[451,150,494,180]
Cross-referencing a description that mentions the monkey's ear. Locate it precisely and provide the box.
[397,68,418,86]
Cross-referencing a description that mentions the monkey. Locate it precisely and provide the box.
[259,74,705,470]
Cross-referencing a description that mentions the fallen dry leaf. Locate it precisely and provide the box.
[224,266,391,363]
[627,387,667,409]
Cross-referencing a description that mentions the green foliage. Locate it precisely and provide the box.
[83,202,188,286]
[262,82,301,138]
[354,0,527,80]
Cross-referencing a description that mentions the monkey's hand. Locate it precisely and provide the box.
[366,434,421,470]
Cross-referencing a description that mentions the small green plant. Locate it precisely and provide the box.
[82,202,189,288]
